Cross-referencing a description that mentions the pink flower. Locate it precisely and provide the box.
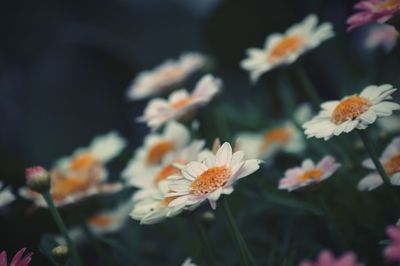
[347,0,400,31]
[299,250,364,266]
[364,24,399,52]
[384,225,400,262]
[0,248,33,266]
[25,166,48,182]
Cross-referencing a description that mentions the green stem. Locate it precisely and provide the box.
[357,130,391,186]
[195,216,217,266]
[222,198,256,266]
[292,65,322,109]
[42,192,83,266]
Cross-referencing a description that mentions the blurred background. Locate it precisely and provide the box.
[1,0,400,265]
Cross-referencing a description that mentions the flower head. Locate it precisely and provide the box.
[0,181,15,209]
[241,14,334,82]
[167,142,262,210]
[126,53,207,100]
[25,166,51,193]
[0,248,33,266]
[122,122,191,187]
[358,137,400,191]
[299,250,364,266]
[384,225,400,262]
[138,74,221,130]
[20,132,126,207]
[303,84,400,140]
[364,24,399,52]
[87,202,132,234]
[279,156,341,191]
[347,0,400,31]
[181,257,197,266]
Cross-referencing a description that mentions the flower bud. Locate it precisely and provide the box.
[51,245,69,265]
[201,211,215,223]
[25,166,51,193]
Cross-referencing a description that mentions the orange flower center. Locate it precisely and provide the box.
[259,127,292,154]
[297,168,324,182]
[384,154,400,176]
[51,176,91,201]
[154,164,181,184]
[70,153,97,171]
[331,96,370,125]
[171,97,193,109]
[146,141,175,165]
[269,35,303,62]
[190,166,231,196]
[376,0,399,11]
[88,215,114,228]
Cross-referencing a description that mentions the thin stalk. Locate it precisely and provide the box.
[222,198,256,266]
[292,65,322,109]
[357,130,391,185]
[195,217,217,266]
[42,192,83,266]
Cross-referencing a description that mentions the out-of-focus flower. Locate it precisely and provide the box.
[347,0,400,31]
[240,14,334,82]
[181,257,197,266]
[51,246,69,265]
[358,137,400,191]
[20,132,126,207]
[130,180,185,224]
[122,122,191,184]
[299,250,364,266]
[86,202,132,234]
[237,104,311,160]
[378,115,400,133]
[126,53,207,100]
[0,248,33,266]
[384,225,400,262]
[364,24,399,52]
[279,156,341,191]
[138,74,221,130]
[25,166,51,193]
[129,140,205,202]
[303,84,400,140]
[167,142,262,210]
[0,181,15,209]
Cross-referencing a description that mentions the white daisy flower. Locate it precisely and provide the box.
[138,74,222,130]
[87,202,133,234]
[358,137,400,191]
[240,14,334,82]
[181,257,197,266]
[236,104,311,160]
[19,132,126,207]
[0,181,15,209]
[122,122,191,186]
[130,181,185,224]
[126,52,207,100]
[166,142,262,210]
[130,140,205,202]
[279,156,341,191]
[303,84,400,140]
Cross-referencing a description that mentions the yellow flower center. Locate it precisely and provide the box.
[384,154,400,176]
[259,127,292,154]
[376,0,399,11]
[297,168,324,182]
[171,97,193,109]
[190,166,231,196]
[331,95,370,125]
[70,153,97,171]
[88,215,114,228]
[146,141,175,165]
[154,164,181,184]
[269,35,303,62]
